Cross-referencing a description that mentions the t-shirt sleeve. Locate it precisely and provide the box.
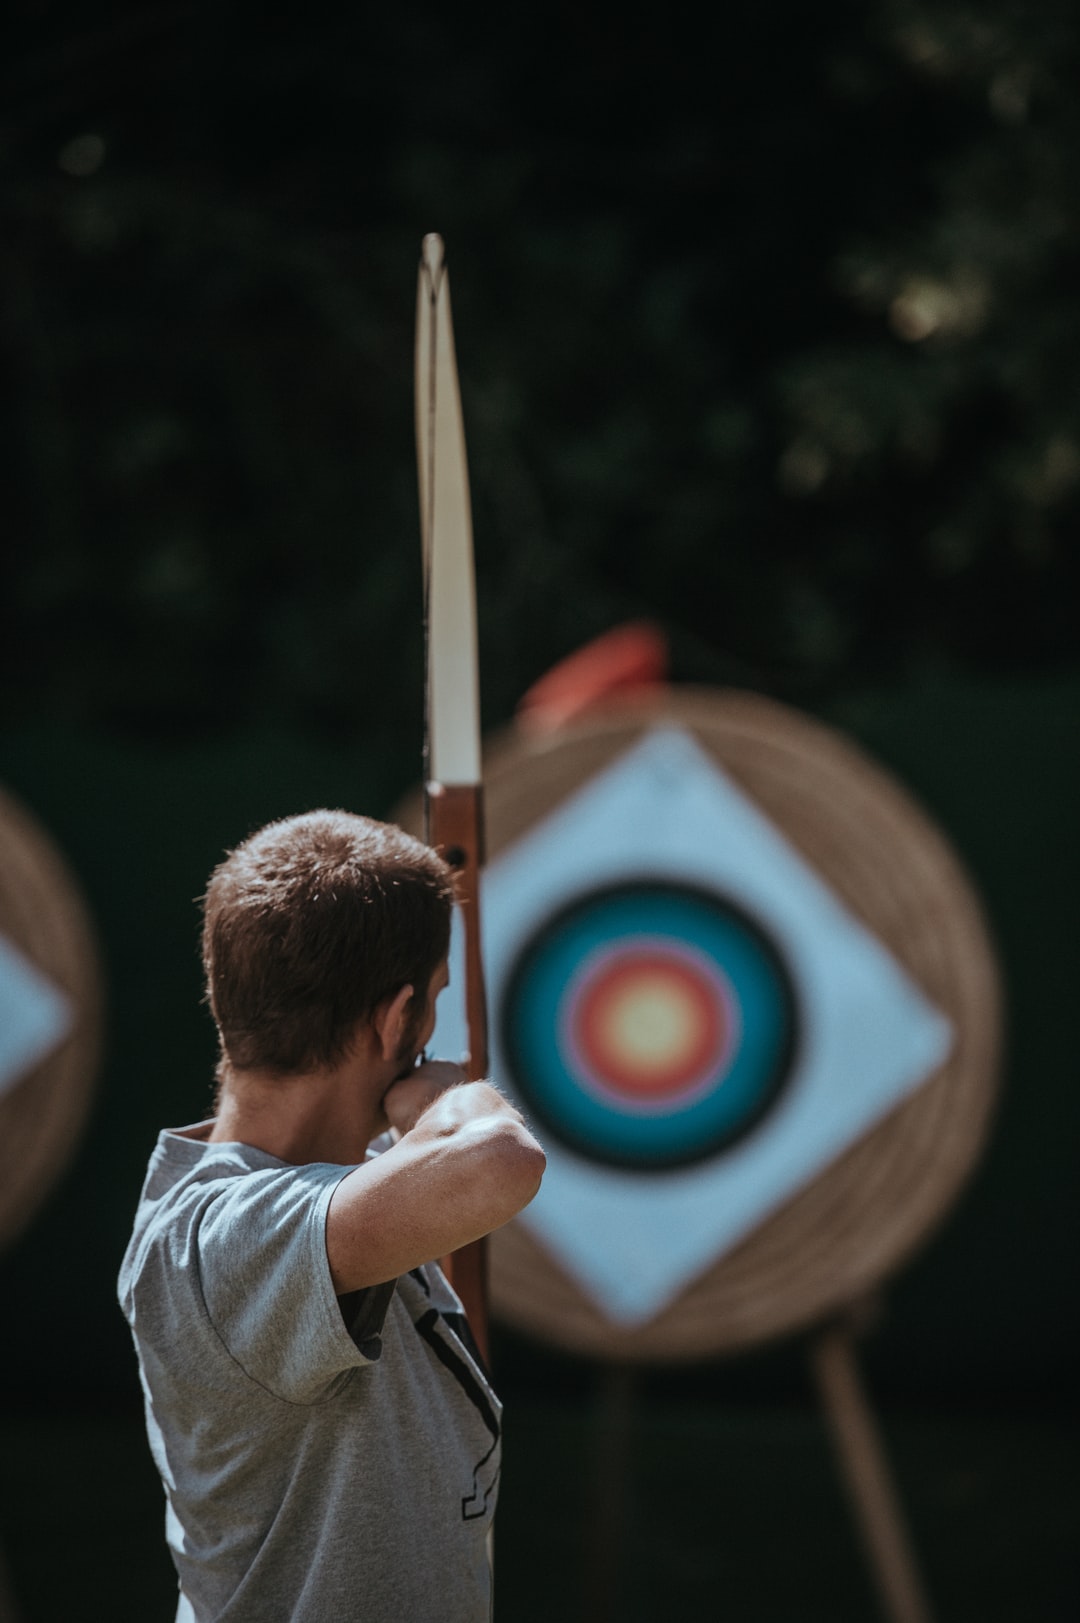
[194,1163,390,1404]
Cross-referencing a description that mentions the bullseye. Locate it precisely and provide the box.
[563,943,737,1107]
[501,880,798,1170]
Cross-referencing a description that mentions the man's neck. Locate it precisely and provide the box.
[209,1049,390,1165]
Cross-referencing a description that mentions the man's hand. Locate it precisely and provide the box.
[327,1068,546,1293]
[382,1059,465,1137]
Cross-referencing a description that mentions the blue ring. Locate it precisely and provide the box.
[500,880,798,1171]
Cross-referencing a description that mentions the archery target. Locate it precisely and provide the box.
[0,787,101,1252]
[405,689,1001,1360]
[502,881,797,1169]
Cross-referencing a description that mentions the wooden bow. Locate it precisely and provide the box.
[414,232,490,1361]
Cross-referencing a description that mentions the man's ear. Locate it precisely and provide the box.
[372,984,415,1062]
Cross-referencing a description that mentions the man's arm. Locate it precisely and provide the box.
[325,1065,545,1294]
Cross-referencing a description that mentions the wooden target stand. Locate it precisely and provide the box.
[0,788,102,1623]
[437,689,1000,1623]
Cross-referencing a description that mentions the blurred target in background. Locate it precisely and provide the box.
[0,788,101,1256]
[422,678,998,1363]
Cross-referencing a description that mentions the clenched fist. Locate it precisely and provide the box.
[381,1059,466,1137]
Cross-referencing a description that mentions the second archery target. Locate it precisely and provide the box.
[502,881,797,1170]
[0,787,101,1254]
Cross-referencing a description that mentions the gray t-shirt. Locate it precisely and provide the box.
[118,1124,501,1623]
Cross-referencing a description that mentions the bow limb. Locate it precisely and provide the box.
[415,233,490,1362]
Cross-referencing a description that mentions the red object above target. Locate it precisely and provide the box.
[517,621,669,733]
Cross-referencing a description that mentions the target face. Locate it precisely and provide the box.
[430,724,955,1329]
[502,882,797,1169]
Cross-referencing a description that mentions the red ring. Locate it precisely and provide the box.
[571,949,727,1099]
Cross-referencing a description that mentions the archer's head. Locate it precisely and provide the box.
[201,809,454,1082]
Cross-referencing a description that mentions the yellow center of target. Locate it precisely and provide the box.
[574,954,725,1098]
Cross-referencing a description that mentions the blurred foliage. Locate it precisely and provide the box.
[1,0,1078,743]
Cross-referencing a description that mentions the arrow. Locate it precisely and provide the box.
[415,232,490,1361]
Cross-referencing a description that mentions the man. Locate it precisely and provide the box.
[118,808,546,1623]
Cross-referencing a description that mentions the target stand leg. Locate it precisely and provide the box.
[810,1313,934,1623]
[582,1362,637,1623]
[0,1539,23,1623]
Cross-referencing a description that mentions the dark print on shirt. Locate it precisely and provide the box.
[413,1308,501,1521]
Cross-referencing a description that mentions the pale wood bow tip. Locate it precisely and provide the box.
[421,232,445,277]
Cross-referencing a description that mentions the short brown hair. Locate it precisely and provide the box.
[201,809,454,1076]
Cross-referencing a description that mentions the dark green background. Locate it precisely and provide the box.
[1,0,1077,1617]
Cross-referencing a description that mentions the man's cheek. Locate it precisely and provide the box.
[392,1034,426,1079]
